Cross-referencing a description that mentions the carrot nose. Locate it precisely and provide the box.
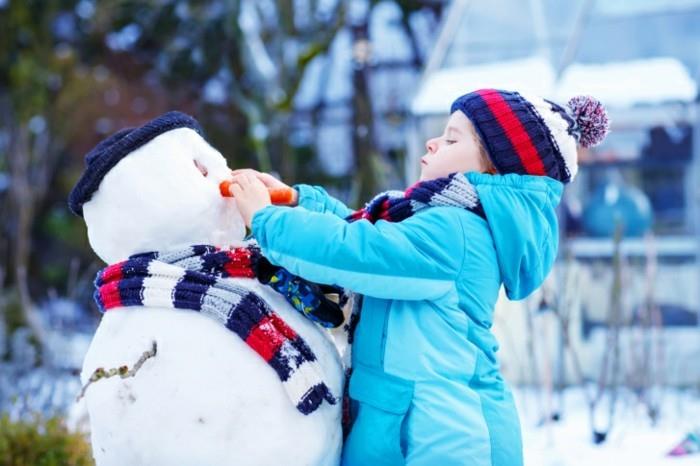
[219,180,233,197]
[219,180,296,205]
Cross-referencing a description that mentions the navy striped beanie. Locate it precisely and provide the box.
[450,89,609,184]
[68,111,202,216]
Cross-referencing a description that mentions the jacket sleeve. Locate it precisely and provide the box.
[294,184,354,219]
[251,205,466,301]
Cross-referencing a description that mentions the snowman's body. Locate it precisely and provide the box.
[76,122,344,465]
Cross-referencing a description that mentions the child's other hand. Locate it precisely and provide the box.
[230,169,298,206]
[230,173,272,228]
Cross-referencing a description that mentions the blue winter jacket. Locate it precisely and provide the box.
[251,172,564,466]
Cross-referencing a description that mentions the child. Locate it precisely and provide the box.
[230,89,609,466]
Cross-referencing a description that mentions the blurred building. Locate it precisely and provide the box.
[409,0,700,386]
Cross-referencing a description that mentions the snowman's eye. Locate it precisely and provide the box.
[193,159,208,177]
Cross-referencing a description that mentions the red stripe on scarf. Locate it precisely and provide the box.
[349,211,365,222]
[223,248,256,278]
[99,261,125,283]
[404,181,421,198]
[245,316,288,361]
[477,89,546,176]
[379,199,392,220]
[267,312,298,340]
[100,263,123,309]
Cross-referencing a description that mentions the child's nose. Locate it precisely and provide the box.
[425,138,438,154]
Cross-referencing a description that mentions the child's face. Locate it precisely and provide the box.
[420,111,488,181]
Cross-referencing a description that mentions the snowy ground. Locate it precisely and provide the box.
[3,368,699,465]
[3,316,698,466]
[515,387,700,466]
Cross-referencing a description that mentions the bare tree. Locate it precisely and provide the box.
[2,100,60,352]
[625,233,666,425]
[549,223,625,444]
[0,0,102,354]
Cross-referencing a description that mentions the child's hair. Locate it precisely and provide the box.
[477,143,497,175]
[465,117,498,175]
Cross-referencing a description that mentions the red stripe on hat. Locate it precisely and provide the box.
[477,89,546,176]
[246,316,287,361]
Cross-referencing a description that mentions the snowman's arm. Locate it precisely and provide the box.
[251,205,465,301]
[293,184,353,219]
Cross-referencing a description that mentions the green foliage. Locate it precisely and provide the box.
[3,292,25,350]
[41,207,86,249]
[0,0,64,122]
[40,264,66,289]
[0,413,93,466]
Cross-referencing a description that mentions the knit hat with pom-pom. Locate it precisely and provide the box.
[450,89,609,183]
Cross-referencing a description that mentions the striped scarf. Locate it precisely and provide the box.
[347,172,484,224]
[94,244,337,415]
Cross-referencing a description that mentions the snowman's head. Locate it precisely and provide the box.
[69,112,245,264]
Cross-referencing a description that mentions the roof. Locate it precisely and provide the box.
[411,56,697,116]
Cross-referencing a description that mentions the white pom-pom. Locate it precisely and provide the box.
[567,95,610,148]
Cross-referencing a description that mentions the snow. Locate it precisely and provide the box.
[412,56,697,115]
[77,126,345,465]
[369,1,414,63]
[516,387,700,466]
[45,330,92,370]
[411,56,557,115]
[595,0,700,17]
[0,364,84,421]
[238,0,278,84]
[556,58,697,108]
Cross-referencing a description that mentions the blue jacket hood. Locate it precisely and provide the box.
[467,173,564,300]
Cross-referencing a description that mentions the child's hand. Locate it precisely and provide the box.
[230,173,272,228]
[230,169,298,206]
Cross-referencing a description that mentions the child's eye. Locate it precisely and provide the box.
[446,139,457,145]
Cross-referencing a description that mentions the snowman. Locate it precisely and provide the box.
[68,112,345,466]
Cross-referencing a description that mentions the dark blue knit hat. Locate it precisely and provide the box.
[450,89,609,183]
[68,111,202,216]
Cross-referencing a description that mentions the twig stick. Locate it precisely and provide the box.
[76,341,158,402]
